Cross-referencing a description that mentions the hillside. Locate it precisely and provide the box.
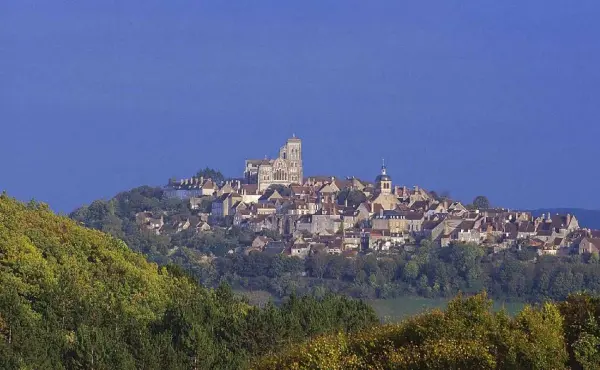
[0,194,377,369]
[256,293,600,370]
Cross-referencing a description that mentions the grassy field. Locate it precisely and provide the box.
[236,289,526,322]
[370,296,526,323]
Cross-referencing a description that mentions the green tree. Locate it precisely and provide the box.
[196,167,225,184]
[472,195,491,209]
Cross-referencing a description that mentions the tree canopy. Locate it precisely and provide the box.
[472,195,491,209]
[196,167,225,184]
[0,195,377,369]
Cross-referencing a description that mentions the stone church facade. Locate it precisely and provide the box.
[245,136,303,192]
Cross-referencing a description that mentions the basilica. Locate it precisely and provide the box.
[244,136,304,191]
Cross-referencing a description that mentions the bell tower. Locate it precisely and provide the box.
[376,159,392,195]
[286,134,303,184]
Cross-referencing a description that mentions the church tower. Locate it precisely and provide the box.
[285,134,303,184]
[375,159,392,194]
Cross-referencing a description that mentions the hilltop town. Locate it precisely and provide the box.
[130,135,600,260]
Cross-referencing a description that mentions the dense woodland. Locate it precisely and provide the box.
[198,241,600,302]
[0,195,377,369]
[257,292,600,369]
[71,186,600,303]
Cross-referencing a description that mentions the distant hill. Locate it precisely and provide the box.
[531,208,600,229]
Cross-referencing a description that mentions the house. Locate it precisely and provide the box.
[211,193,243,218]
[579,237,600,254]
[286,200,310,216]
[244,235,273,254]
[244,214,279,233]
[355,202,372,221]
[408,200,429,212]
[304,176,337,187]
[233,209,253,226]
[327,238,344,255]
[290,185,313,199]
[258,189,283,204]
[290,237,310,258]
[252,235,272,249]
[200,179,218,196]
[309,209,342,235]
[317,181,340,203]
[517,221,536,239]
[372,210,424,234]
[251,203,277,215]
[194,220,212,233]
[240,184,261,204]
[448,202,468,216]
[217,181,234,196]
[135,212,164,235]
[534,213,578,242]
[456,221,480,244]
[347,177,367,191]
[420,219,442,239]
[164,178,203,199]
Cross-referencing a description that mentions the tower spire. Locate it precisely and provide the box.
[381,158,387,175]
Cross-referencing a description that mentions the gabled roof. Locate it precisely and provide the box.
[409,201,429,211]
[202,179,217,189]
[214,193,230,203]
[241,184,259,195]
[458,221,476,231]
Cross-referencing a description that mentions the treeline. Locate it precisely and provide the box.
[0,195,377,369]
[257,292,600,369]
[195,240,600,302]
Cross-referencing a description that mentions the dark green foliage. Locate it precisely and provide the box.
[337,189,367,208]
[0,196,378,369]
[559,293,600,369]
[257,293,569,369]
[472,195,491,210]
[199,240,600,304]
[196,167,225,184]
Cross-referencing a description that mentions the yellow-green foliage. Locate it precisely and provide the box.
[0,196,181,323]
[0,195,379,369]
[255,293,568,370]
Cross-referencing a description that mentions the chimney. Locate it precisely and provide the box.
[547,212,551,221]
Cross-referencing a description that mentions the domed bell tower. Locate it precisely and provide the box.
[376,159,392,195]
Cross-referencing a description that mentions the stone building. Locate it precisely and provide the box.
[245,135,303,192]
[370,161,399,210]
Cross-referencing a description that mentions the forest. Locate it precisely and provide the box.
[257,292,600,369]
[0,195,376,369]
[192,240,600,303]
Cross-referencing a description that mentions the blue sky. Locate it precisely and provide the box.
[1,1,599,212]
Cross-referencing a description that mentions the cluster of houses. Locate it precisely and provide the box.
[135,159,600,259]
